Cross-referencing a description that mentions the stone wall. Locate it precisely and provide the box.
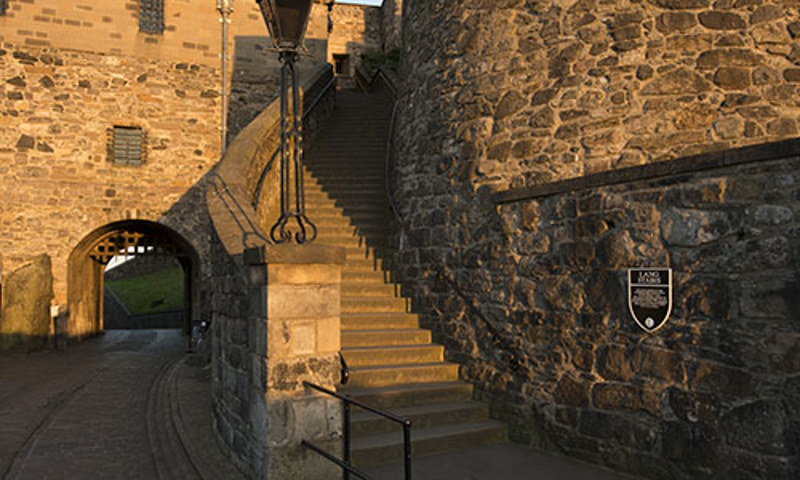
[394,138,800,479]
[328,3,383,81]
[0,0,332,67]
[0,43,220,306]
[0,0,380,326]
[396,0,800,192]
[381,0,402,51]
[207,65,339,478]
[391,1,800,478]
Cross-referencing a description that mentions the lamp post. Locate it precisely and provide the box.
[256,0,317,244]
[216,0,233,154]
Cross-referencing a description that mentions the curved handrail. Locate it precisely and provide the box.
[377,68,527,373]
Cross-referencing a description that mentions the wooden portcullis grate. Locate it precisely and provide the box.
[89,229,189,265]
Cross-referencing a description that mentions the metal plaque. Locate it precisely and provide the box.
[628,268,672,333]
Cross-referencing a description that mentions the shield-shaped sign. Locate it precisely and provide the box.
[627,268,672,333]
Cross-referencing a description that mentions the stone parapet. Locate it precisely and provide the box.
[206,63,340,478]
[246,244,345,480]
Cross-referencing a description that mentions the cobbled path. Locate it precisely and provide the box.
[0,330,184,480]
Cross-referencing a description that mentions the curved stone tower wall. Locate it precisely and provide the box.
[398,0,800,191]
[392,1,800,478]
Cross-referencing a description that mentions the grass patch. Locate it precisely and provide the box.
[106,266,184,315]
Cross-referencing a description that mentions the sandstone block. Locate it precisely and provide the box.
[660,209,730,247]
[766,117,798,136]
[782,68,800,83]
[0,254,54,350]
[656,12,696,33]
[697,49,762,69]
[713,115,744,139]
[641,68,710,95]
[721,400,786,456]
[667,388,720,423]
[713,67,750,90]
[495,90,527,119]
[649,0,709,9]
[553,374,590,407]
[596,344,633,381]
[698,11,746,30]
[750,5,783,25]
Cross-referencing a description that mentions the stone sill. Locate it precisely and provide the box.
[493,138,800,205]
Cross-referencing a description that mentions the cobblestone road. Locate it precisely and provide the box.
[0,330,184,480]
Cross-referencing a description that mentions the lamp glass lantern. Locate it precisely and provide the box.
[258,0,314,51]
[256,0,317,244]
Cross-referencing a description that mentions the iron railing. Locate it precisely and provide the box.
[302,381,412,480]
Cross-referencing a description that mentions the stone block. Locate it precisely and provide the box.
[266,285,339,319]
[0,254,53,350]
[691,360,754,397]
[267,264,340,285]
[641,68,710,95]
[660,208,730,247]
[596,344,633,381]
[667,387,720,424]
[739,273,798,319]
[661,420,719,467]
[698,11,746,30]
[553,374,591,407]
[721,400,786,456]
[656,12,696,33]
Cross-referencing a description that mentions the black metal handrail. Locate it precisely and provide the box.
[302,381,412,480]
[378,69,527,373]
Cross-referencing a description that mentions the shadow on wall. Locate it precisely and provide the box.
[226,36,328,144]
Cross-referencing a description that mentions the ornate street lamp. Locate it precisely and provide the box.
[216,0,234,154]
[256,0,317,244]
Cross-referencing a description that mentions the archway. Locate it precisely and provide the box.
[67,220,200,343]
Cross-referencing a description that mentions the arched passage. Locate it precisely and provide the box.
[67,220,200,341]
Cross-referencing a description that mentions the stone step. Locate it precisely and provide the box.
[341,329,431,348]
[341,269,392,284]
[305,175,384,185]
[340,312,419,331]
[351,401,489,436]
[304,204,391,217]
[311,212,390,226]
[316,239,389,253]
[305,191,387,202]
[346,362,460,389]
[315,224,389,238]
[342,283,397,297]
[341,257,389,273]
[341,382,474,410]
[343,344,444,368]
[351,421,508,467]
[341,296,407,314]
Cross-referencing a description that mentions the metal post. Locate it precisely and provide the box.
[217,0,233,154]
[343,401,351,480]
[269,51,317,244]
[403,420,412,480]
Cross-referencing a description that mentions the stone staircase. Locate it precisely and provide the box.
[303,89,507,467]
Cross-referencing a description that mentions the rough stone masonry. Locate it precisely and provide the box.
[392,0,800,478]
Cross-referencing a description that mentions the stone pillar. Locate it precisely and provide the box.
[244,244,346,480]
